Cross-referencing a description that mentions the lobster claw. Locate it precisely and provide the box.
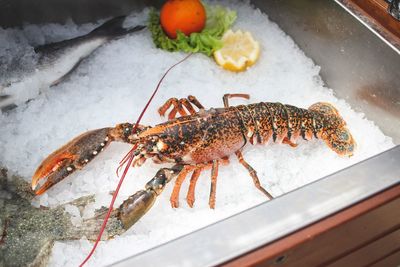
[118,189,157,229]
[117,165,184,230]
[32,153,76,195]
[32,127,115,195]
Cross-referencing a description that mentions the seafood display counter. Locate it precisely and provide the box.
[0,0,399,266]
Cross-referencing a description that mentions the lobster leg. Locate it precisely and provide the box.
[188,95,205,110]
[209,160,219,209]
[187,157,229,208]
[282,137,298,148]
[179,98,197,115]
[167,160,222,209]
[158,98,187,119]
[170,165,196,208]
[171,161,224,208]
[223,93,250,108]
[186,169,202,208]
[235,151,274,199]
[158,95,206,119]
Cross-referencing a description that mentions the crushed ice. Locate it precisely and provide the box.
[0,1,394,266]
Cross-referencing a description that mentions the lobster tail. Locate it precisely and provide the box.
[322,126,355,156]
[309,102,355,157]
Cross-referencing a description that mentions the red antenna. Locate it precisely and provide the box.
[79,53,193,266]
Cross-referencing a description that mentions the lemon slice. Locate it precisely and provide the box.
[214,29,260,72]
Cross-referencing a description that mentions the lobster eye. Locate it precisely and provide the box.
[122,123,132,133]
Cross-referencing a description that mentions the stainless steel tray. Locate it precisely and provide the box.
[0,0,399,266]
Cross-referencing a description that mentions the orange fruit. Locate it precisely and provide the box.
[160,0,206,39]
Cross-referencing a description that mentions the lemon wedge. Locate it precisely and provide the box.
[213,29,260,72]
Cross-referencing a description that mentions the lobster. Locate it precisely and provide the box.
[31,93,355,231]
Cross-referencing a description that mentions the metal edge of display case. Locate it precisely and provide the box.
[334,0,400,54]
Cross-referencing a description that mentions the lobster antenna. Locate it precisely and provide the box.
[79,52,193,267]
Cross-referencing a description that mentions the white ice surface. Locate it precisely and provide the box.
[0,1,395,266]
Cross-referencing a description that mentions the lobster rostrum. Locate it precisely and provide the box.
[31,94,355,230]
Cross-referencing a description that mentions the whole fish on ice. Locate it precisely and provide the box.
[0,16,145,110]
[0,169,126,267]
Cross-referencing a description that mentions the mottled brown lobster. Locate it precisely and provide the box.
[32,94,355,230]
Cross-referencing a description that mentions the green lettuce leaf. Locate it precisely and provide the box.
[148,4,237,56]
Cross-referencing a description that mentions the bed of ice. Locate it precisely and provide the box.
[0,1,395,266]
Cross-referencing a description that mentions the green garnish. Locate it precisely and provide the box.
[148,4,237,56]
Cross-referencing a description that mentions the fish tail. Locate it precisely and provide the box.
[89,16,146,38]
